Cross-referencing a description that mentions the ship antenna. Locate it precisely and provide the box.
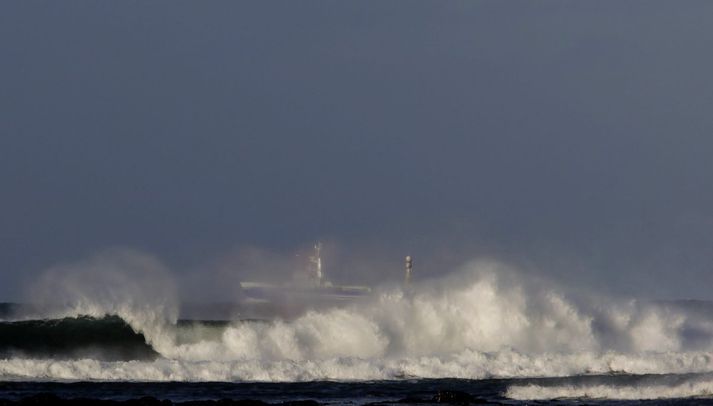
[405,255,413,287]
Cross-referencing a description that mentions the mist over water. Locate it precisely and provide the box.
[3,249,713,400]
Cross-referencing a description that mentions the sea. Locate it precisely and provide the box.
[4,261,713,405]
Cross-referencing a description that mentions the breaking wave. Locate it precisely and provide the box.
[5,252,713,390]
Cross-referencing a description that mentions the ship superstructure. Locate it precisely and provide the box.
[239,243,372,316]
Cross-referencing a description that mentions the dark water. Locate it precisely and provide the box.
[2,378,713,405]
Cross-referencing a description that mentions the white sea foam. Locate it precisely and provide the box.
[506,377,713,400]
[8,254,713,388]
[3,351,713,382]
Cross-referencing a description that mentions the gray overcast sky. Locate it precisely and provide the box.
[2,1,713,301]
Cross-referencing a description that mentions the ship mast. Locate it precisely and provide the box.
[404,255,413,287]
[309,242,324,287]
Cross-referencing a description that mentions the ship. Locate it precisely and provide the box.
[238,243,372,317]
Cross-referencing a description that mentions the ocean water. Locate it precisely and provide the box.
[3,376,713,405]
[4,260,713,404]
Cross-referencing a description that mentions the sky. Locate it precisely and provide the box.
[1,1,713,301]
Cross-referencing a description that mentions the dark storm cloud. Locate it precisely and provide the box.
[1,1,713,300]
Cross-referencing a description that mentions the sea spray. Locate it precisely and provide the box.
[24,249,179,355]
[7,256,713,383]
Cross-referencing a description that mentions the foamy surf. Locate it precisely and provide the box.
[6,254,713,392]
[506,375,713,400]
[4,350,713,383]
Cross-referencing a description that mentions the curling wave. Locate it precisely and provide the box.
[0,316,157,361]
